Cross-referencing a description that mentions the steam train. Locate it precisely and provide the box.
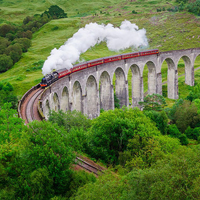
[40,49,159,88]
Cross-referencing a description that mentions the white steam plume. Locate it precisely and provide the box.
[42,20,148,75]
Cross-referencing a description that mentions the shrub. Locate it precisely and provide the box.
[48,110,91,132]
[87,108,160,165]
[5,43,22,63]
[0,54,13,72]
[144,110,168,135]
[187,0,200,16]
[132,10,137,14]
[13,38,31,52]
[167,124,181,138]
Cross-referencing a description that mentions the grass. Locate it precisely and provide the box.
[0,0,200,103]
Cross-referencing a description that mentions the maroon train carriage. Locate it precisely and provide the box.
[40,49,159,88]
[104,55,122,63]
[87,58,104,68]
[57,68,71,79]
[121,52,139,60]
[72,62,88,73]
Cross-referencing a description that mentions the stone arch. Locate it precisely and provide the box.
[86,75,98,118]
[72,81,82,112]
[146,61,157,95]
[60,86,69,112]
[165,58,177,99]
[114,67,127,107]
[180,55,193,86]
[99,71,113,110]
[52,92,60,112]
[44,99,50,119]
[130,64,142,107]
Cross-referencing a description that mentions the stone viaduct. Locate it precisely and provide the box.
[40,48,200,119]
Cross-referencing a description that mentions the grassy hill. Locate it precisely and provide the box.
[0,0,200,101]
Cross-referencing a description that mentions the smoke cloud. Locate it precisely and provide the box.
[42,20,148,75]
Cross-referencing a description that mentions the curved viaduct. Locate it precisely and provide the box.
[39,48,200,119]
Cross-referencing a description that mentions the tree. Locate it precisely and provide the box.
[0,54,13,72]
[13,38,31,52]
[45,5,67,19]
[165,99,184,123]
[71,172,125,200]
[15,121,76,198]
[167,124,181,138]
[185,126,200,140]
[0,24,15,37]
[187,0,200,16]
[0,82,17,109]
[0,103,24,143]
[174,100,200,132]
[23,30,32,39]
[119,134,180,170]
[144,110,168,135]
[167,124,189,145]
[5,43,22,63]
[139,93,167,111]
[186,84,200,101]
[0,37,11,54]
[23,16,33,25]
[87,108,160,165]
[49,110,91,132]
[121,145,200,200]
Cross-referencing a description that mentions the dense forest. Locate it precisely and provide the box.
[1,83,200,199]
[1,0,200,199]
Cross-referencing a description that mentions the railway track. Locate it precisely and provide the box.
[19,86,43,124]
[75,157,104,175]
[25,88,44,123]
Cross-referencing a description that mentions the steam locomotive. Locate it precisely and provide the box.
[40,49,159,88]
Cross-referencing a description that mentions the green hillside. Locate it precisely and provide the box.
[0,0,200,99]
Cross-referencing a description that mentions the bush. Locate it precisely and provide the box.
[48,110,91,132]
[144,110,168,135]
[139,94,167,111]
[179,134,189,145]
[0,54,13,72]
[167,124,189,145]
[87,108,160,165]
[13,38,31,52]
[0,82,18,109]
[132,10,137,14]
[0,37,11,54]
[174,100,200,132]
[43,5,67,19]
[185,126,200,140]
[66,170,96,198]
[187,0,200,16]
[167,124,181,138]
[0,24,15,37]
[5,43,22,63]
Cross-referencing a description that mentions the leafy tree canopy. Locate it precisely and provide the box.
[43,5,67,19]
[87,107,160,165]
[0,82,17,109]
[49,110,91,132]
[139,93,167,111]
[173,100,200,132]
[0,54,13,73]
[144,110,168,135]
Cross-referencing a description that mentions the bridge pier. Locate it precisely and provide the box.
[156,72,162,95]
